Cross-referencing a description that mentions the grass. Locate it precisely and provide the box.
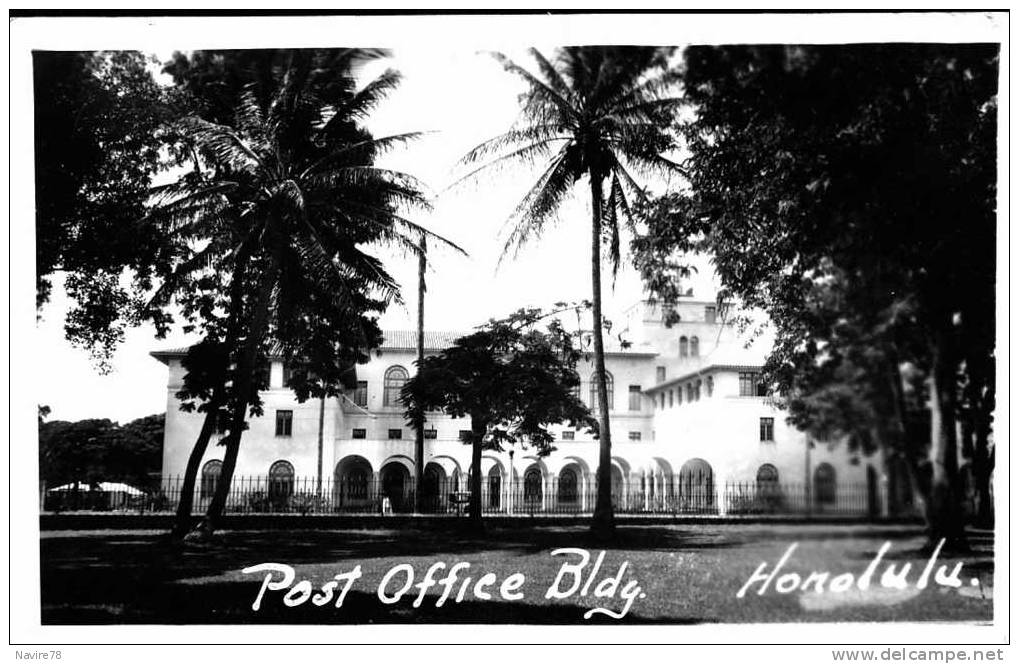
[39,523,994,624]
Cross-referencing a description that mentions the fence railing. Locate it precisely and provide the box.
[42,475,890,518]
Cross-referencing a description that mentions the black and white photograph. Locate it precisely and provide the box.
[8,8,1009,654]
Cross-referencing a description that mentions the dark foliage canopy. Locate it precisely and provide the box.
[402,310,597,453]
[39,413,165,489]
[633,44,998,446]
[33,51,172,366]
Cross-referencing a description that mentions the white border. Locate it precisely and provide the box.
[7,8,1010,651]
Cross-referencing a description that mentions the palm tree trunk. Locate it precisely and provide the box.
[201,271,276,536]
[174,250,251,539]
[414,236,427,513]
[171,385,223,538]
[588,175,615,539]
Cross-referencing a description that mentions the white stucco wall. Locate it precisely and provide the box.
[156,299,882,513]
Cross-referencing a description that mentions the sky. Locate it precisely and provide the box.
[35,45,719,424]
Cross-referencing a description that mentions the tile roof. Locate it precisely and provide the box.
[379,330,469,351]
[150,330,470,364]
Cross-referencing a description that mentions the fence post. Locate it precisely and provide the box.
[716,476,727,516]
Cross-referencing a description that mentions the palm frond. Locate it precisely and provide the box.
[500,147,575,260]
[326,199,468,257]
[180,117,266,176]
[527,48,576,105]
[325,68,403,127]
[299,132,427,180]
[308,166,433,212]
[488,52,578,122]
[458,125,565,166]
[448,137,568,190]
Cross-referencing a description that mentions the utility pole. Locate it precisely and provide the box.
[414,236,427,513]
[316,394,325,497]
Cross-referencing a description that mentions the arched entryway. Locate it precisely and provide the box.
[610,465,625,509]
[487,465,503,510]
[813,463,837,509]
[380,461,411,512]
[200,459,222,503]
[678,458,715,513]
[523,466,544,510]
[268,460,295,511]
[557,465,581,510]
[755,463,782,512]
[333,455,373,512]
[421,462,447,512]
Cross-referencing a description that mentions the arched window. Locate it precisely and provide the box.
[814,463,836,504]
[524,468,543,504]
[686,383,694,402]
[677,385,683,405]
[679,458,715,512]
[690,336,700,357]
[200,460,222,500]
[679,336,689,357]
[756,464,779,489]
[589,371,614,411]
[268,460,295,505]
[488,466,502,508]
[694,379,702,401]
[706,376,714,397]
[383,366,408,406]
[347,466,369,499]
[558,468,579,503]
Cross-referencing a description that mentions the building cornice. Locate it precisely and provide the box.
[644,364,763,394]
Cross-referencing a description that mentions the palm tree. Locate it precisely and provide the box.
[458,47,683,537]
[152,51,463,536]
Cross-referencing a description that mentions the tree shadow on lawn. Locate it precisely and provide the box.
[842,529,994,564]
[42,574,710,625]
[41,523,932,593]
[39,523,967,625]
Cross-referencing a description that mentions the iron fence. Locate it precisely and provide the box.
[42,474,887,517]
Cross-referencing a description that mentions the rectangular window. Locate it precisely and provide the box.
[740,372,764,397]
[354,381,368,407]
[282,364,294,387]
[458,430,472,442]
[656,366,666,383]
[705,306,717,323]
[352,428,367,439]
[424,428,437,439]
[388,429,403,440]
[561,430,575,441]
[628,431,641,441]
[275,410,293,437]
[760,417,775,442]
[628,385,642,411]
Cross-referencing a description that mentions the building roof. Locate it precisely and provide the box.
[644,364,763,394]
[378,330,470,351]
[150,330,471,364]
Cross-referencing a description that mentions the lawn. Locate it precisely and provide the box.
[39,523,994,624]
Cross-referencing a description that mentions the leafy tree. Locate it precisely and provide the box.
[33,51,173,368]
[151,49,461,537]
[632,44,997,549]
[402,309,596,531]
[458,47,683,537]
[39,414,164,491]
